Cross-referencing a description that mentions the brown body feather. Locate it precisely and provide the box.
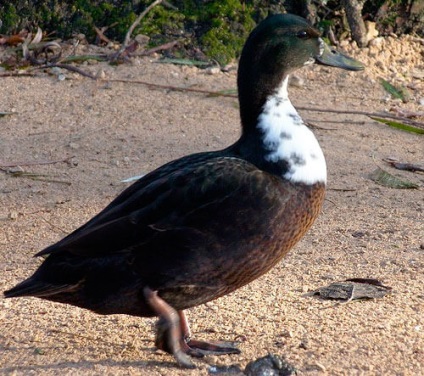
[5,156,324,317]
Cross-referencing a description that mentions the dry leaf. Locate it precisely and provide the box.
[314,279,392,301]
[369,167,419,189]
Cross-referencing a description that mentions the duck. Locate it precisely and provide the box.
[4,13,363,368]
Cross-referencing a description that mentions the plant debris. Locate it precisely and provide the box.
[313,278,392,302]
[156,58,211,67]
[369,166,419,189]
[380,78,409,102]
[370,116,424,135]
[0,111,14,117]
[383,158,424,173]
[4,170,71,185]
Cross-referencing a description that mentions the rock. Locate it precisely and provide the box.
[75,33,87,43]
[245,354,296,376]
[290,75,304,88]
[368,37,384,50]
[411,68,424,79]
[135,34,150,46]
[206,67,221,75]
[96,69,106,79]
[365,21,379,44]
[208,364,243,374]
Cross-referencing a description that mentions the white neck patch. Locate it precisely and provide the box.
[257,76,327,185]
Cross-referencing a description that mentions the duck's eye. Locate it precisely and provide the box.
[297,31,310,39]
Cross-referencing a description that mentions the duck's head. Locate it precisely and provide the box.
[238,13,364,129]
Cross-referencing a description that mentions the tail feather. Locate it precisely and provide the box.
[4,278,77,298]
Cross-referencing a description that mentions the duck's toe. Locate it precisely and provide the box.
[185,338,241,355]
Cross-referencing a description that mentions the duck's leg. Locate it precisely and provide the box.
[144,287,196,368]
[178,310,241,355]
[144,287,240,368]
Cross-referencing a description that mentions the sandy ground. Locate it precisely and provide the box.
[1,37,423,375]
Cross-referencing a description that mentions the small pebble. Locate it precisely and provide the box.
[96,69,106,79]
[68,142,80,150]
[135,34,150,45]
[208,364,243,374]
[206,67,221,75]
[290,75,304,87]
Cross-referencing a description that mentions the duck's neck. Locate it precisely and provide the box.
[238,75,327,185]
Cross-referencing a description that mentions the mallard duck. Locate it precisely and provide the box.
[4,14,363,368]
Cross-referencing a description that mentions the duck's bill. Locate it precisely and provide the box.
[315,42,364,71]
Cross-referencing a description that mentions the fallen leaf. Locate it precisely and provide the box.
[370,116,424,135]
[157,58,211,67]
[0,112,14,117]
[0,30,28,46]
[380,78,409,102]
[369,167,419,189]
[314,279,392,301]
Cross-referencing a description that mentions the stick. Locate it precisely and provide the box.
[105,78,424,128]
[50,63,97,79]
[121,0,164,53]
[107,78,237,97]
[139,40,180,56]
[296,107,424,129]
[0,156,74,168]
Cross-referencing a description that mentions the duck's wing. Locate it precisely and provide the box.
[36,152,215,256]
[37,156,287,259]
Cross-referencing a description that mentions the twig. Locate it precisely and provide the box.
[50,63,97,79]
[93,22,118,45]
[106,78,237,97]
[94,26,113,44]
[5,171,72,185]
[0,72,36,77]
[139,40,180,56]
[297,107,424,129]
[328,188,357,192]
[105,78,424,129]
[305,121,338,130]
[383,158,424,173]
[39,217,68,235]
[118,0,164,56]
[0,156,74,168]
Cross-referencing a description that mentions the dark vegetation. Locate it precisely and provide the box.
[0,0,423,64]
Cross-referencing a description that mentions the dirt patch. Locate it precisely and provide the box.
[1,36,423,375]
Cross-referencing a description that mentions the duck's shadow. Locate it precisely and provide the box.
[1,357,194,373]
